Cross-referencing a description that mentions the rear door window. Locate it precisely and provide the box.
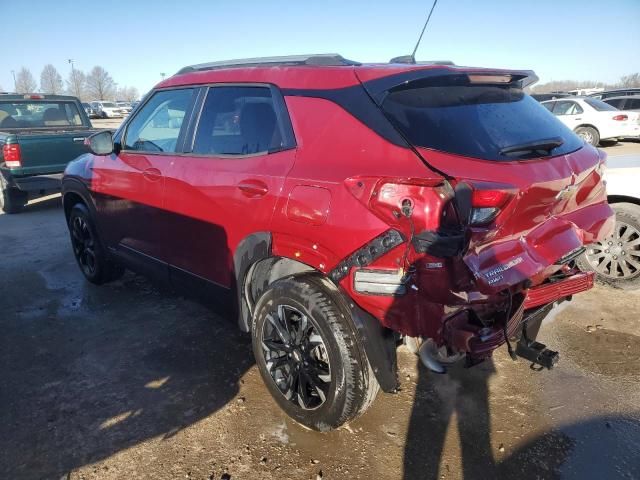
[191,86,294,156]
[553,101,583,115]
[124,88,196,153]
[380,76,583,161]
[625,99,640,110]
[541,101,555,111]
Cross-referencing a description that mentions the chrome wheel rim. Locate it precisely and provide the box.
[261,305,331,410]
[70,216,97,276]
[586,220,640,279]
[578,130,594,144]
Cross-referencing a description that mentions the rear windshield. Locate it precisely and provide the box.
[380,76,583,161]
[584,98,617,111]
[0,101,84,129]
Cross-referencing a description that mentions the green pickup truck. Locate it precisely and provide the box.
[0,94,97,213]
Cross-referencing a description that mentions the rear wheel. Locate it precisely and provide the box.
[578,203,640,289]
[68,203,124,284]
[0,176,27,214]
[251,275,378,431]
[574,126,600,146]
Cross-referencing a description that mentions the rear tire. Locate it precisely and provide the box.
[577,203,640,290]
[575,126,600,146]
[67,203,124,284]
[0,176,27,214]
[251,275,379,431]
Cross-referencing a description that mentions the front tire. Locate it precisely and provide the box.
[0,176,27,214]
[575,126,600,146]
[68,203,124,284]
[251,275,379,431]
[578,203,640,290]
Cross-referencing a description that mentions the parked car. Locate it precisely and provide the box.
[89,101,125,118]
[62,54,614,431]
[82,102,99,119]
[116,101,133,115]
[0,94,96,213]
[530,92,572,102]
[589,88,640,100]
[541,97,640,146]
[577,153,640,289]
[602,95,640,113]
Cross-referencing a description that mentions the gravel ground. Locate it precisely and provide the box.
[1,142,639,480]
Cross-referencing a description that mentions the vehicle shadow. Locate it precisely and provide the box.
[0,208,255,479]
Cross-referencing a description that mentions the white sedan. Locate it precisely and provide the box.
[577,153,640,289]
[541,97,640,146]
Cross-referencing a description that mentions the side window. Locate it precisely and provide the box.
[605,98,625,109]
[554,101,582,115]
[124,88,195,153]
[626,99,640,110]
[542,101,555,112]
[192,86,293,156]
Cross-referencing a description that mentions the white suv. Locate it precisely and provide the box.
[578,153,640,289]
[89,101,124,119]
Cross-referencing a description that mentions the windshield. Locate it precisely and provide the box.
[584,98,618,111]
[0,101,84,129]
[380,76,583,161]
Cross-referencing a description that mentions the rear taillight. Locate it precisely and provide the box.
[469,183,516,226]
[3,144,21,168]
[612,114,628,121]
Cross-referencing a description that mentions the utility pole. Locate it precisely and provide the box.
[11,70,16,92]
[68,59,79,97]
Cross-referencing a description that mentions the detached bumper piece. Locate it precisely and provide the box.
[524,271,595,309]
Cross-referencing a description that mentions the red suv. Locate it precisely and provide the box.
[62,55,614,431]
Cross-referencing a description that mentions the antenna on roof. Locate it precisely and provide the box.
[390,0,440,64]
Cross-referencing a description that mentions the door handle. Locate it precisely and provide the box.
[575,118,582,120]
[238,179,269,197]
[73,137,86,142]
[142,167,162,182]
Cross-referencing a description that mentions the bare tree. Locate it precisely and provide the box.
[619,73,640,88]
[66,69,86,100]
[40,64,63,94]
[86,66,116,100]
[116,86,140,102]
[15,67,37,94]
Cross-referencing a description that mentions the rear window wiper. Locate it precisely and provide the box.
[499,137,564,157]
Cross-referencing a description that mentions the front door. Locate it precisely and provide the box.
[91,87,198,278]
[162,84,297,289]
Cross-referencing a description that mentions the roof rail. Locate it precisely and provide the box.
[177,54,360,75]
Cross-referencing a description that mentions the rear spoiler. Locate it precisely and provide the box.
[358,67,539,105]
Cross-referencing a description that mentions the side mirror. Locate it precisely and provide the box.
[85,130,114,156]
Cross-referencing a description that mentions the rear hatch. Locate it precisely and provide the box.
[360,68,615,293]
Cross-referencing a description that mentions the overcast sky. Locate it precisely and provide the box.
[1,0,639,97]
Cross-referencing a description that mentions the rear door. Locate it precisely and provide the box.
[162,84,297,289]
[369,71,614,292]
[551,100,584,131]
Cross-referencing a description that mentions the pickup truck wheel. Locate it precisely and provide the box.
[0,177,27,214]
[578,203,640,290]
[251,275,379,431]
[574,126,599,146]
[68,203,124,284]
